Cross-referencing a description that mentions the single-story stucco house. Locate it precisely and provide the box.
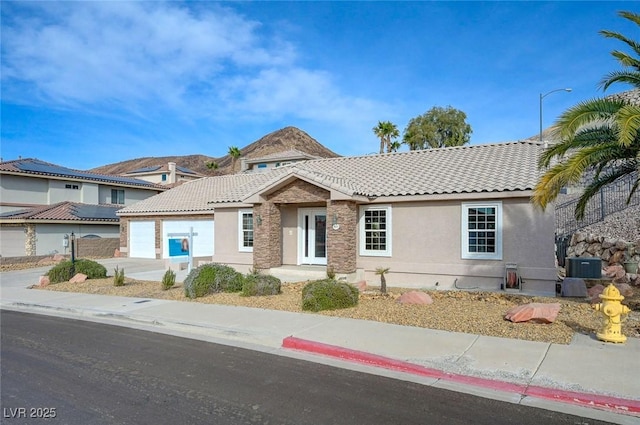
[116,141,557,294]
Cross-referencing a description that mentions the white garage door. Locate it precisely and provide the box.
[129,221,156,259]
[1,227,26,257]
[162,220,214,258]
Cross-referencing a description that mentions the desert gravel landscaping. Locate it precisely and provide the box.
[37,275,640,346]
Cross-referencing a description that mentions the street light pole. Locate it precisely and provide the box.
[539,88,572,146]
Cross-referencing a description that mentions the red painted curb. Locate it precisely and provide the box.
[282,336,640,416]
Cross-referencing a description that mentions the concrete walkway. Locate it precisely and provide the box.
[1,258,638,424]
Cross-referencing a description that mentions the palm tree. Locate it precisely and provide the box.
[227,146,242,173]
[532,11,640,220]
[372,121,400,154]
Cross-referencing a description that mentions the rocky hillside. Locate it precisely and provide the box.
[90,126,339,176]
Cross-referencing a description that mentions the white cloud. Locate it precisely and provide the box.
[1,1,390,133]
[1,2,295,109]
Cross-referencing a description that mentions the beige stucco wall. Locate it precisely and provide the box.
[98,185,160,206]
[356,198,556,294]
[280,205,299,265]
[211,208,253,267]
[0,175,49,208]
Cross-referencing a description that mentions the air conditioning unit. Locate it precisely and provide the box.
[565,257,602,279]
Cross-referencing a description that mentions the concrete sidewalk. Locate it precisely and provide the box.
[1,259,638,424]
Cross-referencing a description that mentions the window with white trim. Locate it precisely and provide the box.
[359,205,392,256]
[238,210,254,252]
[461,202,502,260]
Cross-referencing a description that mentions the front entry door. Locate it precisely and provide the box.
[299,209,327,265]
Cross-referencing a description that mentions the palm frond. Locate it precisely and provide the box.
[552,98,624,140]
[616,105,640,147]
[600,70,640,91]
[600,30,640,58]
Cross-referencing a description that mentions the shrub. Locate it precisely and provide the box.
[242,274,281,297]
[183,263,244,299]
[46,259,107,283]
[302,279,359,312]
[113,266,125,287]
[161,269,176,291]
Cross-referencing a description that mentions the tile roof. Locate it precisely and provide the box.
[0,202,120,222]
[117,170,289,214]
[125,164,201,176]
[245,149,322,163]
[0,158,166,189]
[118,141,543,214]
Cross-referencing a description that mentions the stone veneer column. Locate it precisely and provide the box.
[253,202,282,269]
[25,224,36,256]
[119,218,129,257]
[327,200,357,274]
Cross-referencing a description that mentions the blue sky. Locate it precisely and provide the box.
[1,1,637,170]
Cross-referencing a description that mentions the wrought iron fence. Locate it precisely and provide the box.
[554,172,639,239]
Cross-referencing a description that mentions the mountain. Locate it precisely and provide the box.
[89,126,340,176]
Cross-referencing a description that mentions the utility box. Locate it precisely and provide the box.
[566,257,602,279]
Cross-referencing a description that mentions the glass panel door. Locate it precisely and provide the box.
[299,209,327,265]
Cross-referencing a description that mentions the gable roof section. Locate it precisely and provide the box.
[247,141,543,199]
[116,170,289,215]
[0,158,166,190]
[0,202,120,222]
[244,149,322,164]
[118,141,543,215]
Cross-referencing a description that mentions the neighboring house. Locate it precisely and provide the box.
[240,149,322,173]
[117,141,556,294]
[121,162,204,186]
[0,158,165,257]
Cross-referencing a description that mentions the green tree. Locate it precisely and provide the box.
[372,121,400,154]
[227,146,241,173]
[402,106,472,150]
[532,11,640,219]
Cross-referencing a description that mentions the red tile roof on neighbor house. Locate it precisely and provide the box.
[0,202,121,222]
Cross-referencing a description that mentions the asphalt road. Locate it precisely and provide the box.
[1,310,613,425]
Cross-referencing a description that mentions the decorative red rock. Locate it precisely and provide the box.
[587,284,605,303]
[396,291,433,305]
[504,303,561,324]
[114,249,121,258]
[604,265,626,280]
[69,273,88,283]
[356,281,367,292]
[614,283,634,297]
[38,276,50,287]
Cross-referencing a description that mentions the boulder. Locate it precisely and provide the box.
[114,249,121,258]
[609,250,625,265]
[574,241,588,256]
[602,238,615,249]
[614,283,634,298]
[396,291,433,305]
[52,254,65,262]
[588,284,605,303]
[615,240,628,250]
[38,275,50,287]
[604,265,626,280]
[69,273,88,283]
[504,303,561,324]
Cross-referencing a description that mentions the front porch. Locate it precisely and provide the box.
[267,265,365,284]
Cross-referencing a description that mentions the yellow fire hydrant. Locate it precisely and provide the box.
[592,284,631,343]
